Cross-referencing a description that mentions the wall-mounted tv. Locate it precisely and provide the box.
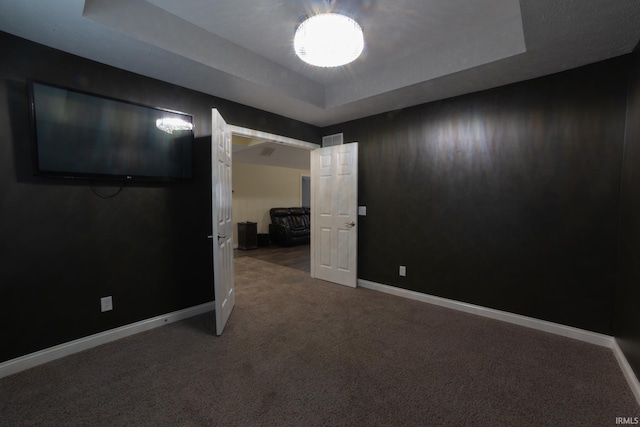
[28,80,194,182]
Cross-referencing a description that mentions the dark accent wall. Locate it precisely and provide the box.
[324,57,630,335]
[617,46,640,378]
[0,32,320,363]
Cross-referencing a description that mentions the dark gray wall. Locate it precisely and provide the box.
[325,57,630,335]
[0,32,321,363]
[617,46,640,378]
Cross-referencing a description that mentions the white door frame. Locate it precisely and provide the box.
[227,124,317,250]
[227,126,358,285]
[228,125,318,151]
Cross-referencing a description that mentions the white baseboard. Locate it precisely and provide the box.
[612,339,640,406]
[357,279,640,406]
[357,279,612,346]
[0,301,215,380]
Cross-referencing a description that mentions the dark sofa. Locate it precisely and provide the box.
[268,207,310,246]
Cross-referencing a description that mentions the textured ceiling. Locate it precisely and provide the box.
[1,0,640,127]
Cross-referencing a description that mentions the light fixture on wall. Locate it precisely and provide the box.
[294,13,364,67]
[156,117,194,134]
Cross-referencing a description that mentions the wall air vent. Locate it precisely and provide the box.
[260,146,276,157]
[322,133,343,147]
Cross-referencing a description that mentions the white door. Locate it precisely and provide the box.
[310,143,358,287]
[212,109,235,335]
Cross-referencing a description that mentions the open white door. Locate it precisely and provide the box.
[310,143,358,287]
[212,109,235,335]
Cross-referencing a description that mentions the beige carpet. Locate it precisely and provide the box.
[0,256,637,426]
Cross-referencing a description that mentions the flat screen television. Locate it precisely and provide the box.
[28,80,194,182]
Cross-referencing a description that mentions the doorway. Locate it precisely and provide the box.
[229,125,316,273]
[301,175,311,208]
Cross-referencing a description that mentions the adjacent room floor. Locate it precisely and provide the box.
[234,243,310,273]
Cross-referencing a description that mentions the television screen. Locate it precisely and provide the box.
[29,81,194,182]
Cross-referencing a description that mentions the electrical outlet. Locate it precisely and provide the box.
[100,296,113,312]
[399,265,406,277]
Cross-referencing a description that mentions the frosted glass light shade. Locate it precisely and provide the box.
[294,13,364,67]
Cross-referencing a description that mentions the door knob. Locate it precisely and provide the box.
[346,221,356,227]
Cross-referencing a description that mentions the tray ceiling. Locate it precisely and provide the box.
[1,0,639,126]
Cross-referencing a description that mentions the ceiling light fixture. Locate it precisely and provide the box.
[294,13,364,67]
